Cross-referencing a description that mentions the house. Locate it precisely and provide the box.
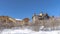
[0,16,16,28]
[32,12,60,31]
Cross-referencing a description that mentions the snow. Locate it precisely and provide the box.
[1,28,60,34]
[15,19,22,21]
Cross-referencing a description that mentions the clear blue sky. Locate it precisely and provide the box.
[0,0,60,19]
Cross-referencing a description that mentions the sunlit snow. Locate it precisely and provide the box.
[1,28,60,34]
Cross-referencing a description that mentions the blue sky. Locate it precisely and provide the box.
[0,0,60,19]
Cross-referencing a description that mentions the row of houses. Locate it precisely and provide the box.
[0,12,60,31]
[0,16,30,29]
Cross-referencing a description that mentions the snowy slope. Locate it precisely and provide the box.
[1,28,60,34]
